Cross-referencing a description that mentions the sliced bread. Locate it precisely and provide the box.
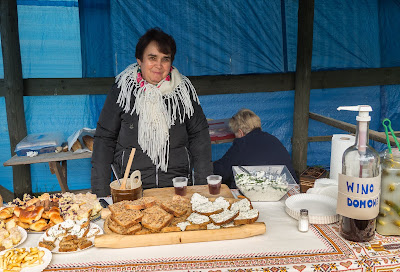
[142,196,158,208]
[161,199,189,217]
[192,202,224,216]
[109,201,133,216]
[209,210,239,226]
[234,209,259,225]
[124,199,145,210]
[186,212,210,226]
[230,198,253,213]
[135,227,153,235]
[107,216,142,235]
[141,205,174,232]
[110,209,143,228]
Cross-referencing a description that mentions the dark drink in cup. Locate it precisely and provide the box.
[208,183,221,195]
[173,177,188,196]
[174,186,187,196]
[207,175,222,195]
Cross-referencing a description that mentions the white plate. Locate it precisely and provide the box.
[0,246,52,272]
[37,222,103,254]
[285,194,339,224]
[0,226,27,253]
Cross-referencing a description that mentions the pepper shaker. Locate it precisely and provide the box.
[298,209,309,232]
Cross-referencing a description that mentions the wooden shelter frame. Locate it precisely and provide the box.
[1,0,400,198]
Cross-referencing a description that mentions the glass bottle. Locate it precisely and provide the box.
[339,107,380,242]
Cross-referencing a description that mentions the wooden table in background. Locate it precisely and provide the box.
[3,151,92,193]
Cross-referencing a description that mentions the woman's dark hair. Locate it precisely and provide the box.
[135,28,176,63]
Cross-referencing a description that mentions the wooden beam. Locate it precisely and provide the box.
[311,67,400,89]
[292,0,315,176]
[0,0,31,198]
[1,67,400,97]
[309,112,397,145]
[308,136,333,142]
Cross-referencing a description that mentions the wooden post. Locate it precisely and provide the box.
[292,0,315,177]
[0,0,32,198]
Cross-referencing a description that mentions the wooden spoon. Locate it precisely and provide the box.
[120,148,136,190]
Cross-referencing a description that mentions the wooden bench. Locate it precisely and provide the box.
[3,151,92,193]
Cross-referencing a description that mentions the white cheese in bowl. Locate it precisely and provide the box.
[235,171,290,201]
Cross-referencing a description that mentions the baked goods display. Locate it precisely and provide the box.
[38,219,102,253]
[2,192,102,232]
[0,219,25,251]
[2,193,63,232]
[105,194,259,235]
[58,192,102,220]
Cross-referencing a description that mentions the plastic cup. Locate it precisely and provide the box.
[207,175,222,195]
[173,177,188,196]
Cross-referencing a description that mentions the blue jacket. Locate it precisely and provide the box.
[213,128,298,188]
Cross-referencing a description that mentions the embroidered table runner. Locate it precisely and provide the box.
[20,196,400,271]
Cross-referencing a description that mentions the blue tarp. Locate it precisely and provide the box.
[0,0,399,193]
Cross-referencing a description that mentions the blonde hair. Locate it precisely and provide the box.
[229,109,261,135]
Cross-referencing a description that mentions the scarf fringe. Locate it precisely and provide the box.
[115,64,199,172]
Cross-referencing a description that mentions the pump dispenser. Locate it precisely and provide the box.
[336,105,380,242]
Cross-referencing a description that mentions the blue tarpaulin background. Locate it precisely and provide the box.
[0,0,399,193]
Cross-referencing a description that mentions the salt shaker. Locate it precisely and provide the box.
[298,209,309,232]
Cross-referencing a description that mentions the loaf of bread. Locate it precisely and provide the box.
[71,139,82,152]
[82,135,94,151]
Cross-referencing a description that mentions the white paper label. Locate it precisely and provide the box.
[336,173,381,220]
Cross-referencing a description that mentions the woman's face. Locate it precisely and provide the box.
[137,41,172,85]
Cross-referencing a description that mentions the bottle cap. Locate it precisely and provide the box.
[300,209,308,215]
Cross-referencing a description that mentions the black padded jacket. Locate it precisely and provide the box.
[90,84,213,197]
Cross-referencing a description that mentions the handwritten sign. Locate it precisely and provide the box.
[337,173,381,220]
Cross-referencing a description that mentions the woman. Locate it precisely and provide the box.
[91,28,212,197]
[213,109,298,188]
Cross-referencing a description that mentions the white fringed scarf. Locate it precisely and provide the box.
[115,63,199,172]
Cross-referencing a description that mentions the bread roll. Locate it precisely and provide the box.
[48,206,64,224]
[71,139,82,152]
[82,135,94,151]
[30,218,50,232]
[19,206,45,224]
[0,207,14,220]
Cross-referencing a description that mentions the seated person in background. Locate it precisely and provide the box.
[213,109,299,188]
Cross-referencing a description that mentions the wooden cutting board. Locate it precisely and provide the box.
[95,222,266,248]
[143,184,234,202]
